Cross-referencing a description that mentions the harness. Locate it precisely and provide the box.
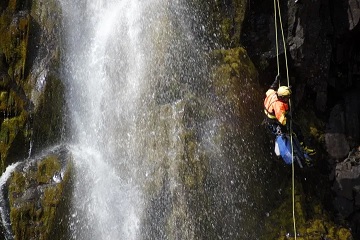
[264,93,278,119]
[264,109,277,119]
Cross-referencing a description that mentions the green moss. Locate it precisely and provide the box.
[8,0,19,12]
[210,47,260,125]
[0,110,28,171]
[5,110,27,137]
[212,47,258,82]
[179,130,207,190]
[10,202,36,240]
[39,185,62,237]
[8,171,26,202]
[37,155,61,184]
[0,3,32,173]
[0,9,30,82]
[335,227,353,240]
[191,0,247,47]
[0,0,63,172]
[8,152,72,240]
[262,177,353,240]
[43,185,61,205]
[0,91,8,110]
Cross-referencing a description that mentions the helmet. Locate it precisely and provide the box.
[277,86,291,97]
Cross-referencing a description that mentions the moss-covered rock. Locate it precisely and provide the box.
[0,3,31,173]
[211,47,259,114]
[263,176,353,240]
[0,0,63,174]
[7,146,72,240]
[190,0,247,48]
[0,109,28,165]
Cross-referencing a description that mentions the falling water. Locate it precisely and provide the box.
[59,0,198,239]
[0,163,19,239]
[58,0,272,239]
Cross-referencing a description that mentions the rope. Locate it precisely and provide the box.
[273,0,297,239]
[276,0,290,85]
[274,0,280,76]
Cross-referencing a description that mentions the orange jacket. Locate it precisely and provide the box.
[264,89,289,125]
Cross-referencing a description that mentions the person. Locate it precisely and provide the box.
[263,75,315,156]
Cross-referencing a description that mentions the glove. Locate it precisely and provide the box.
[270,74,280,89]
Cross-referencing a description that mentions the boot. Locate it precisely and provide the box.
[304,155,313,167]
[300,142,316,155]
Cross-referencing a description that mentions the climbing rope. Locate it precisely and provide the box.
[273,0,297,239]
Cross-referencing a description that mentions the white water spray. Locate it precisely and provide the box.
[59,1,166,239]
[0,163,19,238]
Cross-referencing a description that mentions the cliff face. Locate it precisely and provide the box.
[141,0,355,238]
[242,0,360,152]
[0,0,64,172]
[241,0,360,238]
[0,1,69,239]
[0,0,359,239]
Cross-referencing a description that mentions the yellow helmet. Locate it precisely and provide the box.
[277,86,291,97]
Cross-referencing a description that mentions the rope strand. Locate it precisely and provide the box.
[273,0,297,239]
[274,0,280,77]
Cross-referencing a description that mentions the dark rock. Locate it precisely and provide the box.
[345,90,360,147]
[242,0,359,237]
[325,104,350,159]
[333,148,360,219]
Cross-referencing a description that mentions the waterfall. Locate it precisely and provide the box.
[59,1,165,239]
[59,0,271,239]
[61,0,200,240]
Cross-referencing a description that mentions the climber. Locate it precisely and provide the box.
[263,75,316,156]
[263,75,290,134]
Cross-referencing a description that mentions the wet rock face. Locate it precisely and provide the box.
[333,148,360,236]
[189,0,247,49]
[0,0,64,173]
[0,0,66,239]
[141,44,275,239]
[2,146,72,240]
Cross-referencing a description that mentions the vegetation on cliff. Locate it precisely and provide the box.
[8,149,72,240]
[0,0,68,239]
